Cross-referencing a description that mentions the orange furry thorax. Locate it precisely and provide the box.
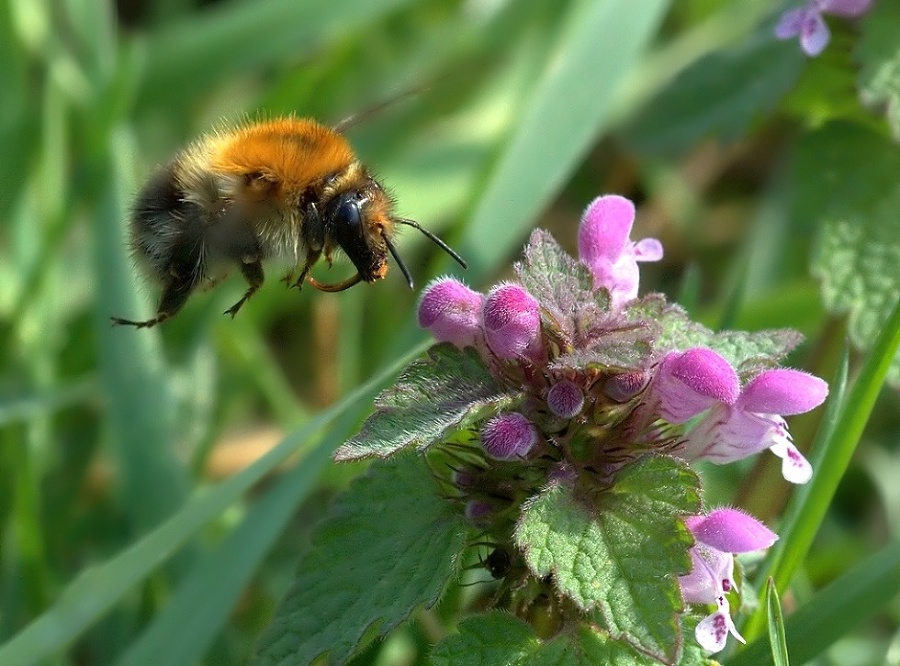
[210,118,356,192]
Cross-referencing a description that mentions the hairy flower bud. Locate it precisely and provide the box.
[417,277,484,348]
[481,412,538,460]
[547,380,584,419]
[482,284,543,361]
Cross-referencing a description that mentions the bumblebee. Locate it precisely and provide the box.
[111,117,466,328]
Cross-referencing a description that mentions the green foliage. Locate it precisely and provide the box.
[793,123,900,386]
[334,345,521,460]
[515,457,701,664]
[251,455,467,666]
[1,0,897,664]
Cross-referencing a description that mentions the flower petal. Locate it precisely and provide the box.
[800,10,830,56]
[578,194,635,264]
[654,349,740,423]
[817,0,873,17]
[770,438,814,484]
[482,283,543,361]
[417,277,484,347]
[695,599,744,654]
[692,508,778,553]
[775,8,807,39]
[739,369,828,416]
[634,237,664,262]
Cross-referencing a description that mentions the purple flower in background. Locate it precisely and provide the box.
[676,369,829,484]
[775,0,874,56]
[483,284,543,362]
[481,412,538,460]
[417,277,484,348]
[577,194,663,307]
[679,508,778,653]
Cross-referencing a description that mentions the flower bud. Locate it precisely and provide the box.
[482,284,542,361]
[603,371,649,402]
[481,412,538,460]
[417,277,484,348]
[547,380,584,418]
[464,500,493,526]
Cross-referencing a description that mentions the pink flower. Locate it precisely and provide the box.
[679,509,778,653]
[676,369,829,484]
[775,0,874,57]
[577,195,663,307]
[652,349,741,424]
[482,284,543,362]
[481,412,538,460]
[418,277,484,348]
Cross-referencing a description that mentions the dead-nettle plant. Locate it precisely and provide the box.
[256,195,828,666]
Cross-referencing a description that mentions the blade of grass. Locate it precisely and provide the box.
[766,578,789,666]
[460,0,669,276]
[0,342,426,666]
[731,540,900,666]
[0,378,98,427]
[745,299,900,641]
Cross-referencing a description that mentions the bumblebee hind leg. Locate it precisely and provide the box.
[111,275,196,328]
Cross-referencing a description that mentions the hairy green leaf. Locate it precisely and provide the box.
[252,455,467,666]
[795,123,900,387]
[515,457,701,663]
[335,345,520,461]
[430,612,538,666]
[859,1,900,140]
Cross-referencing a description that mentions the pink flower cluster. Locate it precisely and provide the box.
[775,0,873,56]
[416,193,828,654]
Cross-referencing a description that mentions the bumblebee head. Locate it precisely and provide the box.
[310,181,468,293]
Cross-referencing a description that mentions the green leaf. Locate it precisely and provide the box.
[334,345,520,461]
[794,122,900,387]
[627,295,803,372]
[431,613,674,666]
[251,455,467,666]
[623,19,805,155]
[460,0,669,276]
[859,1,900,140]
[430,612,538,666]
[765,578,789,666]
[514,457,701,664]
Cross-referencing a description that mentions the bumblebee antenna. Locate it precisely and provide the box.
[395,218,468,270]
[383,234,414,290]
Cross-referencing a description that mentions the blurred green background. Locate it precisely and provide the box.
[0,0,897,664]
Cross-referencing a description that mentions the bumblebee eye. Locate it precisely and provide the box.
[335,198,362,231]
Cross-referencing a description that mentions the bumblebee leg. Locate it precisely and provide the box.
[291,249,322,290]
[280,269,294,287]
[111,275,195,328]
[224,258,264,318]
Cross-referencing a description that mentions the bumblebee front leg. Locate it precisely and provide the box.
[111,275,195,329]
[224,257,264,318]
[290,248,322,290]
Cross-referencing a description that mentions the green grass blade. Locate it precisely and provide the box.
[731,540,900,666]
[459,0,669,276]
[0,343,426,666]
[766,578,789,666]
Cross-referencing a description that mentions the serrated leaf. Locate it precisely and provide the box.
[859,1,900,140]
[623,20,805,155]
[431,613,678,666]
[335,345,521,461]
[252,456,467,666]
[430,612,538,666]
[514,230,608,342]
[550,342,652,375]
[794,123,900,387]
[627,295,803,372]
[514,457,701,664]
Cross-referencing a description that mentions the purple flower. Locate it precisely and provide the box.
[676,369,829,484]
[547,380,584,419]
[775,0,874,57]
[602,371,649,403]
[577,194,663,307]
[464,500,493,526]
[483,283,543,362]
[418,277,484,348]
[481,412,538,460]
[679,508,778,653]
